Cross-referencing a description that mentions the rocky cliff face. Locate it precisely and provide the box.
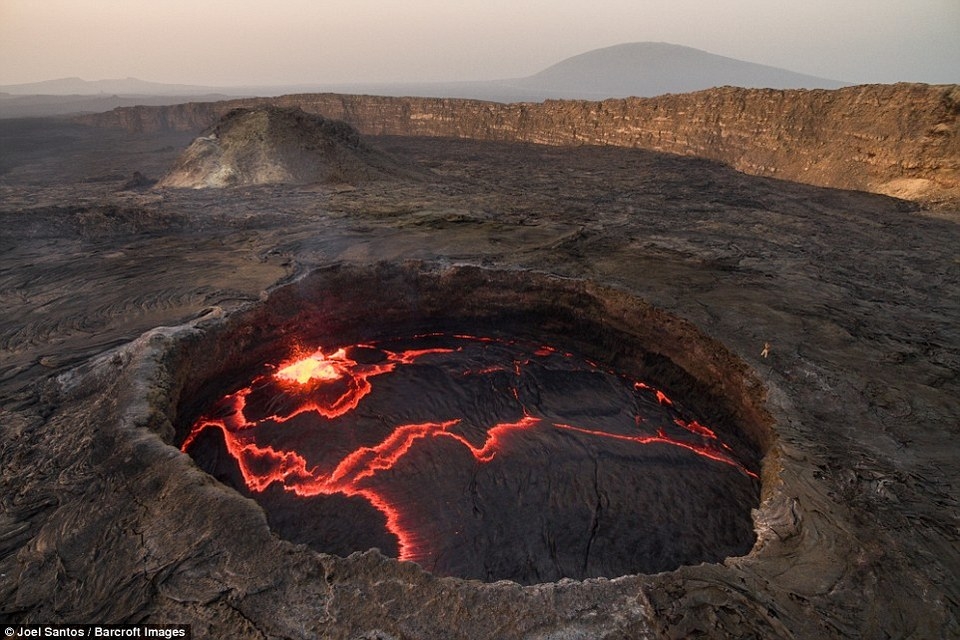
[77,84,960,207]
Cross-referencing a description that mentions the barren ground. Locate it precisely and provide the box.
[0,117,958,638]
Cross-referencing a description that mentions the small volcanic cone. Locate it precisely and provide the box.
[158,106,419,188]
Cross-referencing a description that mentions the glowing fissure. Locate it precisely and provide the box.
[553,423,757,479]
[182,332,757,563]
[439,414,542,463]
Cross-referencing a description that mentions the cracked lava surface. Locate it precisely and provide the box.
[182,332,760,584]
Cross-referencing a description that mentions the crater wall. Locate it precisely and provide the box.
[77,84,960,207]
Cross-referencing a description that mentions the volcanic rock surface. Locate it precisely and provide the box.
[0,113,958,639]
[158,106,420,188]
[79,84,960,208]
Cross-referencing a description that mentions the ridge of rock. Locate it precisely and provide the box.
[81,84,960,207]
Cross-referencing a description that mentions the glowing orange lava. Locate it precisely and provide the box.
[275,347,348,384]
[182,333,757,564]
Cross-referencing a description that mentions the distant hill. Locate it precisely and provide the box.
[0,77,231,96]
[516,42,848,98]
[297,42,848,101]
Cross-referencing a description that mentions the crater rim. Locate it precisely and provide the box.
[157,261,778,583]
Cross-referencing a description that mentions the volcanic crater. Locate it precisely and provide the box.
[166,263,771,585]
[4,84,957,637]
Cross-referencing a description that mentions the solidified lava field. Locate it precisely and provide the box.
[1,117,958,639]
[182,330,759,584]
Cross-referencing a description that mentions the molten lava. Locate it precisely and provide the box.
[182,332,759,579]
[274,347,348,384]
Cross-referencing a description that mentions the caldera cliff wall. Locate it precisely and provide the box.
[77,84,960,207]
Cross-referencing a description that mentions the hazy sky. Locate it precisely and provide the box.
[1,0,957,86]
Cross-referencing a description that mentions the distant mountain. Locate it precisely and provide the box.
[517,42,848,98]
[0,77,234,96]
[303,42,848,102]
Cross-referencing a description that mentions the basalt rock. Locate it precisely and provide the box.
[79,84,960,207]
